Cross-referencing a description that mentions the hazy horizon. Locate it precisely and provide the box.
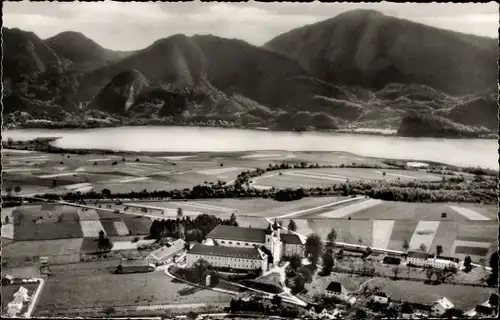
[3,1,498,51]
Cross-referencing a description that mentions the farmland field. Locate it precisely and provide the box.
[251,167,441,189]
[319,200,497,221]
[33,260,232,316]
[1,149,401,196]
[375,279,494,311]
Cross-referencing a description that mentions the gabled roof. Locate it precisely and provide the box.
[189,244,266,260]
[407,251,428,259]
[374,292,388,298]
[489,293,499,306]
[434,297,454,310]
[475,304,495,315]
[326,281,346,293]
[280,233,303,245]
[207,225,266,243]
[148,239,185,261]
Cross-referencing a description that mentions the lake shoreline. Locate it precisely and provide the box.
[0,137,484,171]
[2,126,496,169]
[3,123,496,140]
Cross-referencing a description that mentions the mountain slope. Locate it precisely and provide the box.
[2,28,65,84]
[264,9,497,95]
[45,31,132,70]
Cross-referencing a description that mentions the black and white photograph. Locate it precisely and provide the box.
[1,1,499,319]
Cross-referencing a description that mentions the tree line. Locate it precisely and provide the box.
[148,211,239,242]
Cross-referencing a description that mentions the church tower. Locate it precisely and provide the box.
[272,219,281,239]
[265,223,273,248]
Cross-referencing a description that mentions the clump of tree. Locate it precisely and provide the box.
[487,252,498,286]
[320,248,335,276]
[463,255,473,272]
[326,228,337,250]
[221,212,238,227]
[288,219,297,232]
[97,230,113,252]
[149,214,221,242]
[305,233,323,266]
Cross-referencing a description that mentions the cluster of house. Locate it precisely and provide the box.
[465,293,499,318]
[5,285,32,317]
[185,220,304,272]
[406,251,460,270]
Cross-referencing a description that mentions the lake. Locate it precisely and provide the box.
[3,126,497,169]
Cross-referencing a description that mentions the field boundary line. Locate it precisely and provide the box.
[273,196,366,219]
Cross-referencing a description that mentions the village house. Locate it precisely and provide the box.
[406,251,459,269]
[280,233,304,258]
[431,297,454,317]
[146,239,186,266]
[426,256,460,270]
[13,286,30,303]
[204,221,283,265]
[406,251,429,267]
[474,304,497,318]
[372,292,390,305]
[324,281,351,302]
[186,244,268,272]
[7,300,24,317]
[400,303,414,319]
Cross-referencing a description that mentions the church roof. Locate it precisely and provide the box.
[280,233,303,245]
[207,225,266,243]
[189,244,265,260]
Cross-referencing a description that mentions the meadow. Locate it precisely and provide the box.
[2,149,393,196]
[33,261,232,316]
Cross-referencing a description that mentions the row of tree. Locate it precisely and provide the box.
[148,211,239,242]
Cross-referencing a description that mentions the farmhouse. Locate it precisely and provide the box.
[431,297,454,317]
[186,244,268,272]
[325,281,350,301]
[372,292,390,305]
[406,251,459,269]
[426,256,460,269]
[474,304,497,318]
[280,233,304,257]
[146,239,186,265]
[14,286,30,303]
[116,259,156,274]
[406,251,429,267]
[205,221,283,265]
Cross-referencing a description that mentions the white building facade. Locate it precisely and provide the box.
[186,244,268,272]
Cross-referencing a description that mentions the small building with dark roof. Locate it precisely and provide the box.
[475,304,497,317]
[280,233,304,257]
[325,281,350,301]
[488,293,499,307]
[186,244,268,272]
[372,291,390,304]
[116,259,155,274]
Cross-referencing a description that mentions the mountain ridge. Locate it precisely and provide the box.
[2,10,498,137]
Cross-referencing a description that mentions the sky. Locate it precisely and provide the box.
[3,1,499,51]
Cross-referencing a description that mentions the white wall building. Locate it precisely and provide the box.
[372,292,390,305]
[186,244,268,272]
[205,222,283,266]
[431,297,454,317]
[146,239,186,265]
[325,281,350,301]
